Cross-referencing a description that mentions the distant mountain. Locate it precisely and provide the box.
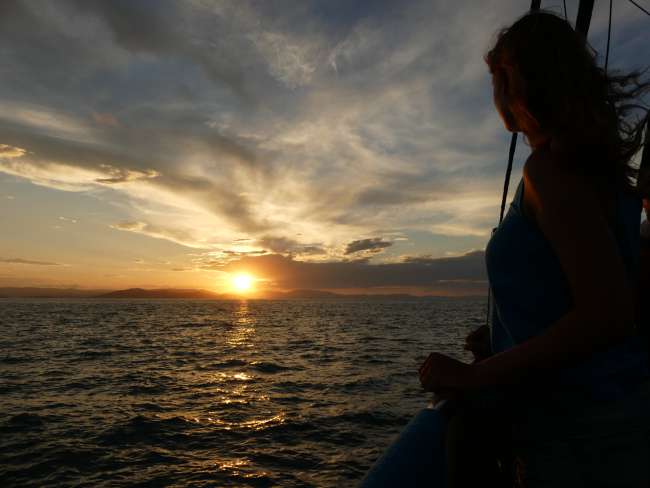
[264,289,428,300]
[97,288,223,299]
[0,287,449,300]
[267,289,341,299]
[0,287,110,298]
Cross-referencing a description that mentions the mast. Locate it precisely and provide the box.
[575,0,595,36]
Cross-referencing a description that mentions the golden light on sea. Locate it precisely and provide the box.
[231,273,254,293]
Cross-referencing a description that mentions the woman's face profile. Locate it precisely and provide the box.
[491,73,518,133]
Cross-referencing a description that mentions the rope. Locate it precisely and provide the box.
[628,0,650,16]
[605,0,612,73]
[499,133,518,224]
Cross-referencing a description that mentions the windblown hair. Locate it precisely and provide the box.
[485,10,649,194]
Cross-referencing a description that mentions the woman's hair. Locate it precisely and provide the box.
[485,10,649,193]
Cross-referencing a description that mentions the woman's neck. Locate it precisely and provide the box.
[526,130,551,150]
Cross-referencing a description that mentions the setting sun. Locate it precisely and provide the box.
[232,273,254,293]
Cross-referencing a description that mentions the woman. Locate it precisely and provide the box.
[419,11,650,487]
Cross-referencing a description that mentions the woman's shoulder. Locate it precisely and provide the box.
[522,148,592,219]
[524,147,583,190]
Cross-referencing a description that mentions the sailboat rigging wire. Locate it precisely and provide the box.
[563,0,568,20]
[605,0,612,73]
[628,0,650,16]
[499,133,518,224]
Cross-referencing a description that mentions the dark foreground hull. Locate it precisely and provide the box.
[359,407,447,487]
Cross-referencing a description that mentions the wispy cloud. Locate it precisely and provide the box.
[110,221,209,249]
[0,144,26,158]
[1,258,61,266]
[0,0,646,289]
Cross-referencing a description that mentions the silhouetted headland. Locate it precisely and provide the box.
[0,287,474,300]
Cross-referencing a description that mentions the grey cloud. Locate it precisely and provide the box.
[257,235,326,256]
[0,258,61,266]
[2,0,647,266]
[0,124,155,177]
[403,250,484,264]
[0,144,26,158]
[0,122,271,233]
[69,0,251,100]
[94,167,160,184]
[159,174,271,234]
[353,187,431,206]
[344,237,392,255]
[216,249,487,292]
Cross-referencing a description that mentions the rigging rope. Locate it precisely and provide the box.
[605,0,613,73]
[628,0,650,16]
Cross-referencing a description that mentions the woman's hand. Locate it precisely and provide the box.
[464,325,492,362]
[418,352,478,391]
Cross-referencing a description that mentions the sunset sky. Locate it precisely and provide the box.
[1,0,648,294]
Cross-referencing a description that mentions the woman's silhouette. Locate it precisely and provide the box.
[419,10,650,487]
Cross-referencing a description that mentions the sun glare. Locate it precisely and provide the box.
[232,273,254,293]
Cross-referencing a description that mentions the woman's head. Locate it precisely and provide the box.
[486,10,649,191]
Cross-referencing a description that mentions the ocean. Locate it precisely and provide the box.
[0,297,485,487]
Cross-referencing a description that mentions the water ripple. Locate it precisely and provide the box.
[0,297,481,486]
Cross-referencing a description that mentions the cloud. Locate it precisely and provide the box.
[68,0,252,100]
[250,31,319,88]
[1,0,647,287]
[110,221,208,249]
[256,235,326,256]
[344,237,392,255]
[0,0,516,257]
[0,144,26,158]
[1,258,61,266]
[92,112,120,127]
[211,249,487,293]
[94,166,160,184]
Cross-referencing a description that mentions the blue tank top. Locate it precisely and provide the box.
[485,176,648,401]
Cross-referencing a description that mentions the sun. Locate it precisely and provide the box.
[232,273,254,293]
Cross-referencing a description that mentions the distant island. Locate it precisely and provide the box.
[0,287,111,298]
[98,288,224,299]
[0,287,467,300]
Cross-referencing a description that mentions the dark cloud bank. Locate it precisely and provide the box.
[211,249,487,295]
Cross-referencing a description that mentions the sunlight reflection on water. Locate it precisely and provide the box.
[226,301,256,349]
[1,297,484,486]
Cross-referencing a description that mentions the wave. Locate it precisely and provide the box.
[249,361,293,373]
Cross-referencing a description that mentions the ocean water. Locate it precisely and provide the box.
[0,298,485,487]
